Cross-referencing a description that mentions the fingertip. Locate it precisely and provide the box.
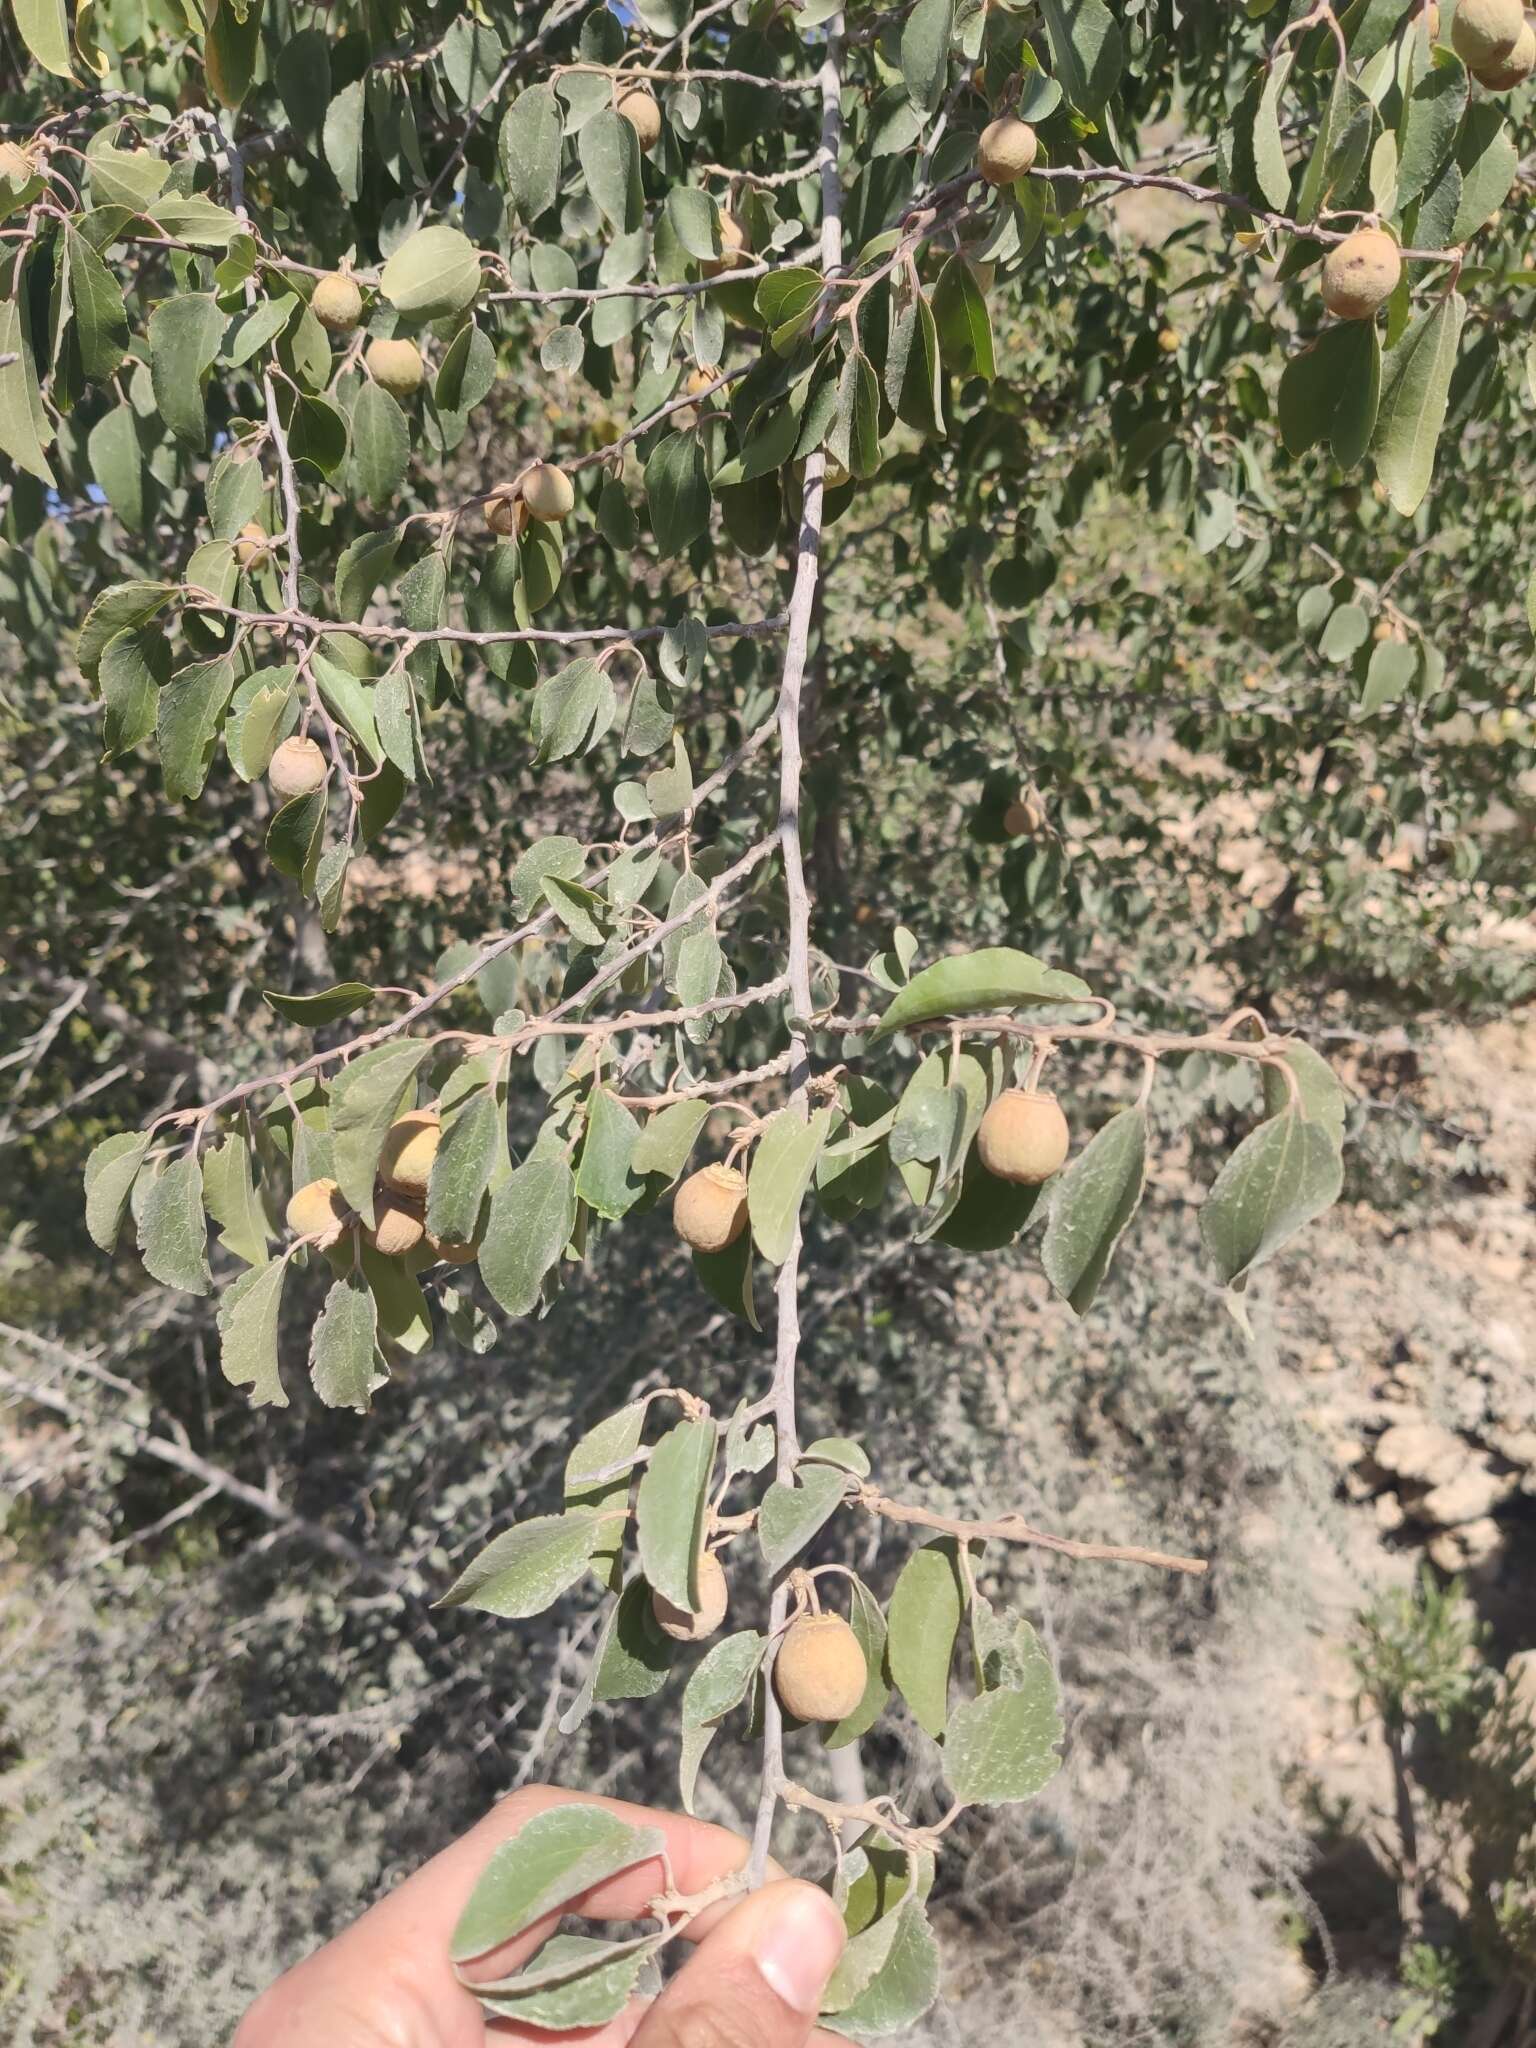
[747,1879,848,2015]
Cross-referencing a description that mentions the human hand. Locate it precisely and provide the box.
[234,1783,850,2048]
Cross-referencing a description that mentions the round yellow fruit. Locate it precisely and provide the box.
[379,1109,441,1199]
[1157,326,1180,353]
[483,489,522,538]
[1319,227,1401,319]
[1474,14,1536,83]
[366,1190,426,1258]
[977,115,1038,186]
[286,1177,349,1246]
[1451,0,1525,65]
[233,520,273,571]
[976,1088,1070,1185]
[311,272,363,334]
[652,1550,729,1642]
[1003,795,1046,836]
[685,366,719,398]
[615,82,663,152]
[268,734,328,799]
[702,210,750,278]
[673,1163,748,1254]
[521,461,576,523]
[774,1614,867,1723]
[365,336,424,398]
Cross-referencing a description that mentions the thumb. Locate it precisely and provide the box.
[634,1879,845,2048]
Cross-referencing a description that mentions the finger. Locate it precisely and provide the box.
[629,1880,846,2048]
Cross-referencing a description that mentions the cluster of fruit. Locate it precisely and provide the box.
[286,1108,479,1267]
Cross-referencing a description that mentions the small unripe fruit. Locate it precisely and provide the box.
[1157,326,1179,353]
[365,336,424,398]
[233,520,273,571]
[685,366,719,398]
[976,1089,1070,1185]
[286,1177,349,1246]
[311,272,363,333]
[1451,0,1524,65]
[1320,227,1401,319]
[268,734,327,799]
[484,489,522,538]
[615,82,663,152]
[652,1550,729,1642]
[978,115,1038,186]
[366,1189,426,1258]
[379,1108,441,1198]
[702,210,749,278]
[521,461,576,523]
[673,1163,748,1254]
[774,1614,867,1723]
[1473,14,1536,84]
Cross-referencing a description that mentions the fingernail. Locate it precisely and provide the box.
[755,1885,846,2014]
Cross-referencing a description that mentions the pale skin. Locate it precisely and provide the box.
[234,1785,852,2048]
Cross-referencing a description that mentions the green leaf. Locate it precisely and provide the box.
[824,1892,940,2035]
[201,1131,270,1267]
[748,1106,834,1264]
[87,404,145,532]
[593,1578,675,1702]
[64,224,127,379]
[1253,53,1294,211]
[309,1271,381,1412]
[479,1155,576,1316]
[1039,0,1123,110]
[826,1578,892,1749]
[157,657,235,802]
[900,0,954,112]
[100,626,168,759]
[350,380,410,505]
[1451,102,1517,241]
[266,789,325,893]
[578,108,643,233]
[1372,291,1464,518]
[931,256,994,381]
[872,947,1090,1042]
[757,1464,846,1572]
[328,1041,430,1225]
[944,1664,1063,1805]
[1396,49,1467,210]
[1278,318,1380,470]
[632,1099,712,1182]
[360,1240,431,1356]
[567,1400,645,1592]
[12,0,75,76]
[887,1539,964,1739]
[1200,1108,1344,1287]
[449,1806,666,1963]
[84,1131,150,1252]
[1040,1106,1147,1316]
[0,289,56,484]
[379,225,482,320]
[439,1511,606,1620]
[137,1153,210,1296]
[147,293,224,445]
[217,1257,289,1408]
[263,982,376,1027]
[635,1417,714,1611]
[1361,634,1418,713]
[1260,1043,1349,1147]
[501,84,564,224]
[427,1090,499,1243]
[1319,602,1370,663]
[479,1934,664,2029]
[645,431,712,558]
[679,1630,765,1812]
[321,74,365,198]
[576,1089,644,1221]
